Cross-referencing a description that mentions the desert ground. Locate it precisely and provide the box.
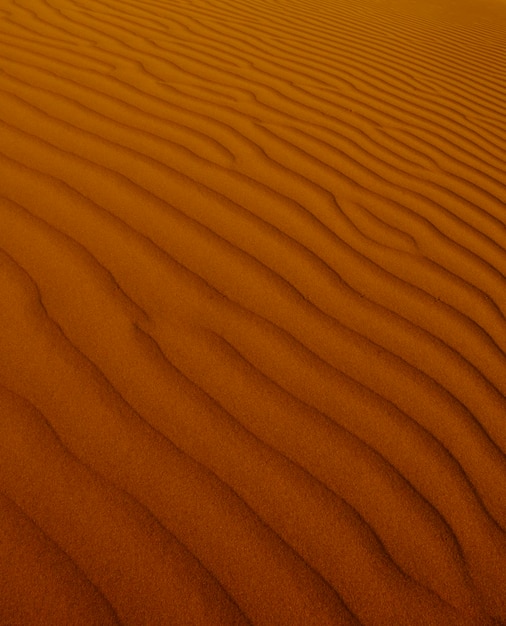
[0,0,506,623]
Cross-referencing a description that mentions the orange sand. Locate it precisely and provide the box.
[1,0,506,623]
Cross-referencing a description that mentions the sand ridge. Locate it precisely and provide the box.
[0,0,505,623]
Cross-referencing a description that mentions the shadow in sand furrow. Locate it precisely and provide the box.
[202,315,506,621]
[1,79,504,379]
[248,73,506,167]
[169,18,506,136]
[0,186,498,624]
[0,61,237,166]
[432,85,506,129]
[197,296,506,522]
[0,249,357,626]
[160,9,438,95]
[0,487,120,626]
[3,144,506,486]
[0,191,490,620]
[240,129,506,333]
[144,316,499,613]
[421,89,506,136]
[0,385,252,626]
[2,1,90,45]
[468,115,506,144]
[114,9,506,165]
[146,0,500,88]
[258,124,506,285]
[0,194,149,323]
[9,0,506,108]
[5,176,504,620]
[61,306,481,624]
[5,94,506,404]
[298,0,506,74]
[0,163,502,568]
[1,184,504,616]
[0,32,115,72]
[91,3,432,97]
[2,142,506,515]
[374,127,506,213]
[85,13,247,74]
[4,59,502,288]
[285,121,506,244]
[0,79,235,170]
[138,321,501,624]
[3,44,500,260]
[36,4,276,88]
[3,96,505,417]
[1,0,506,623]
[4,4,506,177]
[379,124,506,193]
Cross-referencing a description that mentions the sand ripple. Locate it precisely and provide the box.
[1,0,505,623]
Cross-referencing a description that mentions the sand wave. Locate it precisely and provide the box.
[1,0,505,623]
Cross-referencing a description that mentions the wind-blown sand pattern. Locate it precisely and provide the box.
[0,0,505,623]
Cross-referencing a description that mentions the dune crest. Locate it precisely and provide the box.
[1,0,505,623]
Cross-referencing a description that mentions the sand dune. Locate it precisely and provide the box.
[1,0,505,623]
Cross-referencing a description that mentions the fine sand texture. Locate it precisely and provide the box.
[1,0,506,623]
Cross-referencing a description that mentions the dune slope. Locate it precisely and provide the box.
[0,0,505,623]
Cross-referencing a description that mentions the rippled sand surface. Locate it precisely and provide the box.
[1,0,506,623]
